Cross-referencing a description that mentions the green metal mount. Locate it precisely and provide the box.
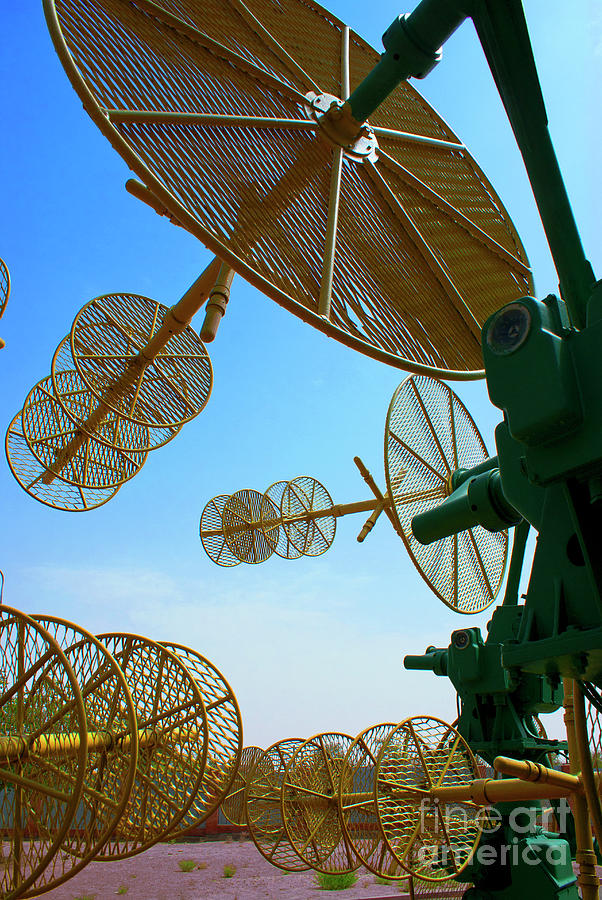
[404,606,565,766]
[363,0,602,683]
[404,608,575,897]
[347,0,600,896]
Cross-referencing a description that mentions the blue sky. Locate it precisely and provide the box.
[1,1,600,747]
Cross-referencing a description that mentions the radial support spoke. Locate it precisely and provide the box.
[467,529,494,598]
[376,151,531,276]
[228,0,321,92]
[318,145,344,319]
[365,161,481,339]
[125,0,309,103]
[341,26,350,100]
[373,126,464,149]
[410,379,452,472]
[106,109,316,130]
[387,430,448,484]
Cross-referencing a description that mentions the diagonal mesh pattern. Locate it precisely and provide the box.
[223,489,278,563]
[0,607,87,899]
[94,634,208,858]
[5,411,121,511]
[411,871,472,897]
[28,617,138,894]
[222,746,264,826]
[71,293,213,428]
[263,481,307,559]
[245,738,310,871]
[282,733,359,873]
[385,375,507,613]
[200,494,242,567]
[339,722,407,880]
[161,643,243,832]
[281,476,335,556]
[22,375,147,488]
[376,717,482,882]
[47,0,533,376]
[52,336,181,451]
[0,257,9,319]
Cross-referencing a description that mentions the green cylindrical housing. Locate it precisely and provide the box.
[404,647,448,675]
[412,468,521,545]
[347,0,467,123]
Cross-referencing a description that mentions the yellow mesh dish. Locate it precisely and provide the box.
[221,746,264,826]
[375,716,483,882]
[200,494,242,567]
[45,0,532,378]
[262,481,307,559]
[223,489,279,563]
[0,607,87,899]
[22,375,147,489]
[0,257,10,320]
[339,722,407,880]
[30,616,138,894]
[161,643,243,833]
[52,336,181,452]
[245,739,310,871]
[70,293,213,428]
[385,374,508,613]
[5,411,121,511]
[281,476,336,556]
[282,732,359,873]
[94,633,209,859]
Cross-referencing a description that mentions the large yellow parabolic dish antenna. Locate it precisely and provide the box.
[45,0,533,378]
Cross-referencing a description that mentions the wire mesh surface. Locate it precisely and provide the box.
[262,481,306,559]
[221,746,264,826]
[411,873,471,897]
[282,732,359,873]
[281,476,336,556]
[70,293,213,428]
[28,616,138,895]
[339,722,407,880]
[376,716,482,882]
[245,739,310,871]
[0,257,9,319]
[576,681,602,850]
[94,634,208,858]
[46,0,533,377]
[385,374,507,613]
[0,607,87,899]
[222,489,279,563]
[52,336,182,451]
[5,411,121,511]
[161,643,243,833]
[22,375,147,489]
[200,494,242,567]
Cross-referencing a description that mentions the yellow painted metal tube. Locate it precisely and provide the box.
[200,262,236,342]
[0,729,162,761]
[573,682,602,854]
[433,778,578,804]
[563,678,600,900]
[493,756,582,791]
[201,497,389,540]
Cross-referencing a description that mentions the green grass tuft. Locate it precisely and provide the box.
[116,887,128,895]
[178,859,197,872]
[314,871,358,890]
[223,864,237,878]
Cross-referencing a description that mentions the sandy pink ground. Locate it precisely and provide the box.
[40,839,411,900]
